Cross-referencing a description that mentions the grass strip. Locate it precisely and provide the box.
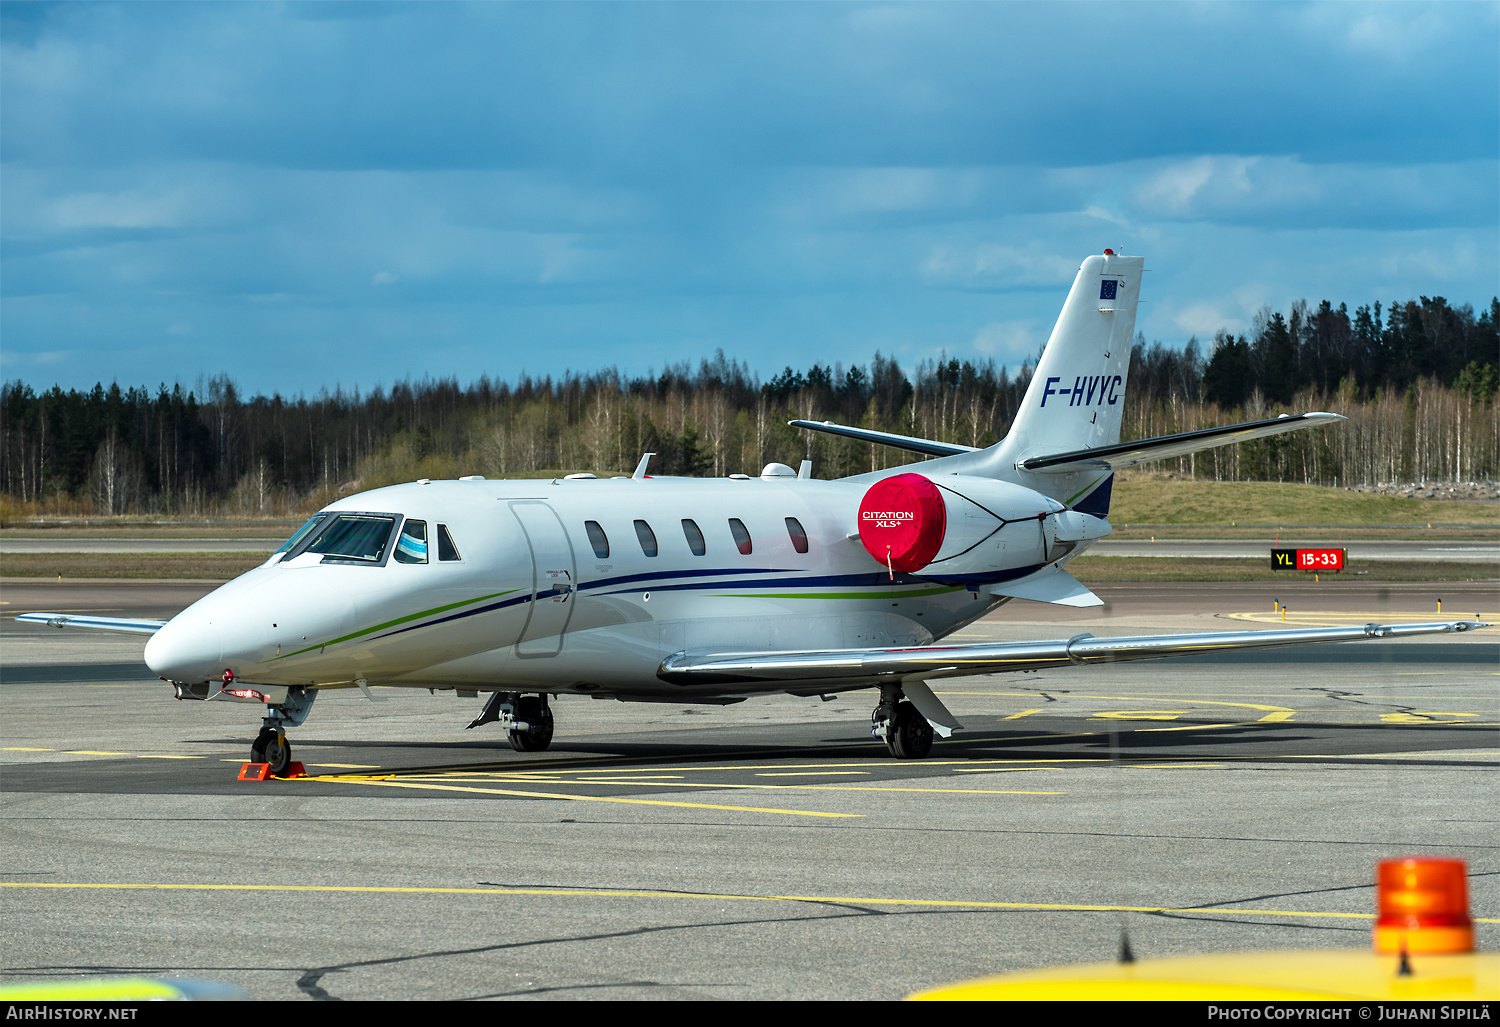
[0,552,267,580]
[1110,480,1498,527]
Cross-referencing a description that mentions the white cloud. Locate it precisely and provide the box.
[1171,301,1247,339]
[1082,204,1131,227]
[50,190,188,230]
[971,319,1039,357]
[921,244,1076,288]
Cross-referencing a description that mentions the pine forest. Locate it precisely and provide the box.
[2,296,1496,520]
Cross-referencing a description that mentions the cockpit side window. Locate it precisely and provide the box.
[437,524,462,562]
[394,520,428,564]
[585,521,610,559]
[304,514,398,564]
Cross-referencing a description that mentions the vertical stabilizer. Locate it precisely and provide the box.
[847,252,1142,511]
[973,252,1142,506]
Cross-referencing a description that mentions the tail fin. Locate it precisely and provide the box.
[1005,252,1142,458]
[840,252,1141,511]
[976,252,1143,507]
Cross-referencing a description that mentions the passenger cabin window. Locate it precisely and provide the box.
[729,518,752,555]
[394,520,428,564]
[682,519,706,556]
[585,520,610,559]
[634,519,658,558]
[302,514,397,564]
[436,524,461,561]
[785,517,809,554]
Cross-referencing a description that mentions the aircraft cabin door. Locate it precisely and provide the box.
[509,501,577,657]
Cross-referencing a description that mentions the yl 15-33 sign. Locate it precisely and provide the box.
[1271,548,1346,571]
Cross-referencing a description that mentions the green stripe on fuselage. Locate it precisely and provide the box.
[271,589,519,661]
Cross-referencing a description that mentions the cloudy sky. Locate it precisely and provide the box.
[2,2,1496,397]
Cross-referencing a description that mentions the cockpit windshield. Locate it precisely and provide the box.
[290,513,398,564]
[276,514,327,555]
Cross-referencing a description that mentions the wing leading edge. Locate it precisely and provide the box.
[658,620,1487,686]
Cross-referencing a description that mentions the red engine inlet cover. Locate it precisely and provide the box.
[858,473,946,573]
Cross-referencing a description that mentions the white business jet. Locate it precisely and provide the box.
[20,252,1484,772]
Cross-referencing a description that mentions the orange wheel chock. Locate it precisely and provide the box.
[238,763,272,782]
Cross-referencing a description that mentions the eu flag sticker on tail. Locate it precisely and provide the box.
[1099,280,1118,300]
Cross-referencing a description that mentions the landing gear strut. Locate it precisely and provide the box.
[467,691,555,752]
[872,683,933,759]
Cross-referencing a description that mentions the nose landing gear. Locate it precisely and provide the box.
[247,686,316,776]
[250,728,292,776]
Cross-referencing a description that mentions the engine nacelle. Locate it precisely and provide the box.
[857,473,1109,582]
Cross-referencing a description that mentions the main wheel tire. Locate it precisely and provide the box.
[887,701,933,759]
[508,696,554,752]
[250,728,292,775]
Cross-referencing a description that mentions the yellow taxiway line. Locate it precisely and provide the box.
[314,774,862,818]
[3,881,1495,925]
[320,773,1064,801]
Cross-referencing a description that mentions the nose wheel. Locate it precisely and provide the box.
[250,727,292,776]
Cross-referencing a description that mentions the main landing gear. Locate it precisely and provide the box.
[872,683,934,759]
[248,686,316,776]
[467,692,555,752]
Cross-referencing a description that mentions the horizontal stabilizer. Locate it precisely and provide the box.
[985,567,1103,607]
[658,620,1487,686]
[15,612,166,635]
[789,420,978,458]
[1019,412,1345,473]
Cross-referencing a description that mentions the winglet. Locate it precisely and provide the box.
[632,452,655,478]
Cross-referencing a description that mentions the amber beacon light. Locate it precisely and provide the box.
[1374,856,1475,954]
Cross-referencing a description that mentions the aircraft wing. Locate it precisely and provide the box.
[14,613,167,635]
[1019,412,1345,473]
[658,620,1486,686]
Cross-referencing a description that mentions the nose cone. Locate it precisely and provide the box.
[145,616,223,682]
